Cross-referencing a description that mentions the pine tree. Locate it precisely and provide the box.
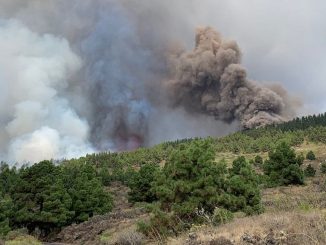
[11,161,71,234]
[226,156,262,214]
[0,194,13,237]
[263,142,304,186]
[61,162,113,223]
[153,139,227,218]
[128,163,159,203]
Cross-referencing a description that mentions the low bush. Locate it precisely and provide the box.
[304,164,316,177]
[254,155,263,166]
[116,230,144,245]
[212,208,234,226]
[306,150,316,160]
[320,162,326,174]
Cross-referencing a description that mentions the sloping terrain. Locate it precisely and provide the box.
[167,180,326,245]
[49,144,326,245]
[53,183,148,245]
[2,114,326,245]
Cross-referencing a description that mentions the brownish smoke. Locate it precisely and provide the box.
[164,27,296,129]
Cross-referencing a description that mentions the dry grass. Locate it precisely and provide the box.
[214,141,326,167]
[166,166,326,245]
[215,152,269,167]
[262,181,326,212]
[295,141,326,158]
[115,230,144,245]
[167,210,326,245]
[5,235,42,245]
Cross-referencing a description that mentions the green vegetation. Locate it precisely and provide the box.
[270,112,326,131]
[212,208,234,226]
[128,163,159,203]
[306,150,316,160]
[138,140,262,238]
[321,162,326,174]
[263,142,304,186]
[254,155,263,166]
[304,164,316,177]
[1,112,326,241]
[0,160,113,237]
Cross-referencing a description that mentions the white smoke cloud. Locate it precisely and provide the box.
[0,19,93,163]
[9,127,60,164]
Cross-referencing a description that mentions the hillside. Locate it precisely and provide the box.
[0,113,326,244]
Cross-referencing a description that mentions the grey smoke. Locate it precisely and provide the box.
[0,0,322,163]
[164,27,294,129]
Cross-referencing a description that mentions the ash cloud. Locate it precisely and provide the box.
[164,27,294,129]
[0,0,308,163]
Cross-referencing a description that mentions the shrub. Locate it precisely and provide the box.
[212,208,234,226]
[116,230,144,245]
[209,237,234,245]
[254,155,263,166]
[297,152,305,164]
[320,162,326,174]
[263,142,304,186]
[128,163,159,203]
[227,157,263,214]
[137,209,181,239]
[304,164,316,177]
[306,150,316,160]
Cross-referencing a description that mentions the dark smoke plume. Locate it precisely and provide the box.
[165,27,294,129]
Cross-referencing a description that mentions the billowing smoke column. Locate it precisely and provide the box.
[0,0,298,163]
[165,27,290,129]
[0,19,92,163]
[77,5,152,151]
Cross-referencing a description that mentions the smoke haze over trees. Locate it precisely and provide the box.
[0,0,324,162]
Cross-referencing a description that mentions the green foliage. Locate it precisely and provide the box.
[321,162,326,174]
[137,209,182,239]
[82,146,166,185]
[0,194,13,237]
[61,162,113,223]
[152,139,228,218]
[297,152,305,165]
[306,150,316,160]
[11,161,73,234]
[226,157,263,214]
[304,164,316,177]
[0,160,113,236]
[254,155,263,166]
[271,112,326,131]
[263,142,304,186]
[128,163,159,203]
[212,208,234,226]
[145,140,262,237]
